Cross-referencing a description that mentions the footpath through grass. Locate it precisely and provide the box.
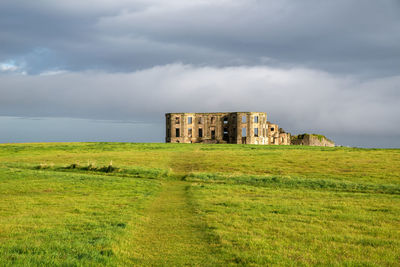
[0,142,399,266]
[124,180,225,266]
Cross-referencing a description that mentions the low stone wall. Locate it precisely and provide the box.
[291,134,335,147]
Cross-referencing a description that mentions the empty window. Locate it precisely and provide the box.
[175,117,180,124]
[198,128,203,138]
[198,117,203,124]
[210,127,216,139]
[175,128,180,137]
[242,127,247,137]
[223,117,228,124]
[242,115,247,123]
[254,128,259,137]
[254,116,258,123]
[188,117,192,124]
[223,127,229,141]
[211,116,216,124]
[188,128,192,137]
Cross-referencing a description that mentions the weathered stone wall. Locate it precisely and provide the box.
[291,134,335,147]
[279,130,291,145]
[166,113,334,146]
[166,112,276,145]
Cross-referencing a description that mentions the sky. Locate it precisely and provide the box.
[1,0,399,147]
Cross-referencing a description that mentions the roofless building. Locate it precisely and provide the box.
[165,112,290,145]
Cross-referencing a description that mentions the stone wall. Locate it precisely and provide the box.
[165,112,334,146]
[165,112,289,145]
[291,134,335,147]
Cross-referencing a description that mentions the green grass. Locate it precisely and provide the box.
[122,180,225,266]
[188,180,400,265]
[0,167,161,266]
[0,142,399,266]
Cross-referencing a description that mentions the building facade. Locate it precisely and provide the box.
[165,112,291,145]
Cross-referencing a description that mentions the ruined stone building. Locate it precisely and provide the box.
[165,112,291,145]
[291,134,335,147]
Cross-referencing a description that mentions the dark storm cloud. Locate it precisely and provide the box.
[1,0,399,75]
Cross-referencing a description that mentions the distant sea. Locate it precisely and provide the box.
[0,116,164,143]
[0,116,398,148]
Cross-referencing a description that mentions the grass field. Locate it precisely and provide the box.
[0,143,399,266]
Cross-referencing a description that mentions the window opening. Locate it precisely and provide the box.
[211,116,216,124]
[211,127,216,139]
[223,127,229,141]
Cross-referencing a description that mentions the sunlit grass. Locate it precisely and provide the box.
[188,181,400,265]
[0,142,399,265]
[0,167,161,266]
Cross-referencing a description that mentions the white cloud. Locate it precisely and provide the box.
[1,63,399,139]
[39,70,68,76]
[0,61,19,72]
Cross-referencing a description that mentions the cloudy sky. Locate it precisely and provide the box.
[1,0,399,147]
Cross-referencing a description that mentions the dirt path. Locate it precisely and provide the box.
[128,180,223,266]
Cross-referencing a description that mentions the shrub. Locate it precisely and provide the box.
[66,163,79,169]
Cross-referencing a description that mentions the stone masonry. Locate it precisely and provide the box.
[291,134,335,147]
[165,112,291,145]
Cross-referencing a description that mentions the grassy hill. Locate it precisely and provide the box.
[0,143,399,266]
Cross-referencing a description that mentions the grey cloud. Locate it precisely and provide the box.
[0,0,399,75]
[1,64,399,146]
